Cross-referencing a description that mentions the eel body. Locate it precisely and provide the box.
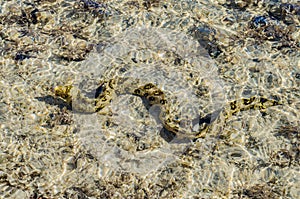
[54,78,282,143]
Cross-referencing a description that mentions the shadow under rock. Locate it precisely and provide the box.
[35,95,72,110]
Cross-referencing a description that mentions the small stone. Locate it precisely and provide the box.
[28,113,40,123]
[250,16,268,28]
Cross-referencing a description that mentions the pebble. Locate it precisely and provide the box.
[251,16,268,28]
[27,113,40,123]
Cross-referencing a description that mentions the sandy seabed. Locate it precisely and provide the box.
[0,0,299,198]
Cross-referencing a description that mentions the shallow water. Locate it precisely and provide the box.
[0,0,299,198]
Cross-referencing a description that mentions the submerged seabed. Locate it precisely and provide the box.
[0,0,299,198]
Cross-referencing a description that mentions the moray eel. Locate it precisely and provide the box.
[54,78,282,143]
